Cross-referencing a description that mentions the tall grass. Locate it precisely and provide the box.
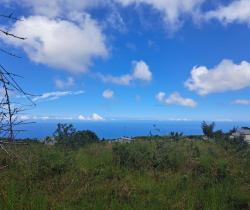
[0,138,249,210]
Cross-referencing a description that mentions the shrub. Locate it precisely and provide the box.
[113,142,154,170]
[71,130,99,147]
[32,149,71,179]
[169,132,183,140]
[201,121,215,138]
[113,140,185,171]
[53,123,99,148]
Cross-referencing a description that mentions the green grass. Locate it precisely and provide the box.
[0,138,250,210]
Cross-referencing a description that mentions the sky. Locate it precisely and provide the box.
[1,0,250,122]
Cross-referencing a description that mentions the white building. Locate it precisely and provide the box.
[114,136,134,143]
[231,127,250,144]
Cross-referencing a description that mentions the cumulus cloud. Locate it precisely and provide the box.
[117,0,203,30]
[156,91,197,108]
[206,0,250,25]
[78,113,104,121]
[2,15,108,73]
[33,90,84,102]
[55,77,75,89]
[232,99,250,105]
[103,89,114,99]
[98,60,152,85]
[185,59,250,95]
[132,60,152,81]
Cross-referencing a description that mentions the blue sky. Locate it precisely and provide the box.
[1,0,250,121]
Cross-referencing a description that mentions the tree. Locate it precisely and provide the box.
[53,123,76,147]
[201,121,215,138]
[72,130,99,147]
[0,13,34,142]
[53,123,99,148]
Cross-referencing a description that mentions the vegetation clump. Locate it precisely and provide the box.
[53,123,99,148]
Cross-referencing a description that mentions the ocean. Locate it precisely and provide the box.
[16,120,250,140]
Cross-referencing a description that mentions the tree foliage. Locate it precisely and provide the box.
[201,121,215,138]
[53,123,99,148]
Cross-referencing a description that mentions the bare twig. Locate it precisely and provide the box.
[0,12,34,160]
[0,48,21,58]
[0,12,22,21]
[0,29,26,40]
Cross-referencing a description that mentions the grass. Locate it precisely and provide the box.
[0,137,250,210]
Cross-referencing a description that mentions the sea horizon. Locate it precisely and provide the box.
[16,120,250,140]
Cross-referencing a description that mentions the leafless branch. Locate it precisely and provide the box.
[0,48,21,58]
[0,29,26,40]
[0,12,22,21]
[0,11,35,161]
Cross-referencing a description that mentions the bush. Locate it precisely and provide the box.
[32,149,71,179]
[201,121,215,138]
[215,135,248,152]
[71,130,99,147]
[54,123,99,148]
[113,140,185,171]
[113,142,154,170]
[169,132,183,140]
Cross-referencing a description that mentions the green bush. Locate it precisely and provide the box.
[32,149,71,179]
[113,140,185,171]
[113,142,154,170]
[201,121,215,138]
[54,123,99,148]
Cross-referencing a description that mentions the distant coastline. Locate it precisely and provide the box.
[16,120,250,140]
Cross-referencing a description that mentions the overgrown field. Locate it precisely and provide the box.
[0,137,250,210]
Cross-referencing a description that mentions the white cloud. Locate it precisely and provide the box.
[132,60,152,81]
[7,0,105,18]
[98,74,133,85]
[117,0,203,30]
[156,92,166,102]
[103,89,114,99]
[78,113,104,121]
[156,91,197,108]
[19,115,51,121]
[19,115,30,120]
[232,99,250,105]
[92,113,104,121]
[206,0,250,25]
[168,118,190,121]
[33,90,84,102]
[78,115,86,120]
[185,59,250,95]
[55,77,75,89]
[2,15,108,73]
[106,6,127,32]
[98,60,152,85]
[19,115,76,121]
